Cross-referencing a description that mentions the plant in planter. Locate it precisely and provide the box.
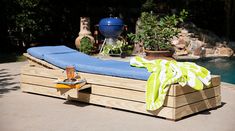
[79,36,94,55]
[128,10,188,59]
[102,39,133,57]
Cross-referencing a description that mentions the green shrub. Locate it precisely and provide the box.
[128,10,188,51]
[102,40,133,56]
[79,36,94,55]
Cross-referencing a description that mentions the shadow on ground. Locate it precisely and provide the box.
[63,100,90,107]
[0,68,20,97]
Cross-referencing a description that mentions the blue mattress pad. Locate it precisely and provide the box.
[27,45,77,59]
[27,45,150,80]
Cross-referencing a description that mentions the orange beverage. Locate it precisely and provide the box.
[66,66,75,80]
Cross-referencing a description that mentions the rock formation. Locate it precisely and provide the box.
[172,25,234,58]
[214,43,234,57]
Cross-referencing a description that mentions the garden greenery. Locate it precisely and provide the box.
[79,36,94,55]
[15,0,41,43]
[128,10,188,51]
[102,40,133,56]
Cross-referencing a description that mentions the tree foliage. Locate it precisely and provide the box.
[0,0,234,53]
[128,10,188,51]
[15,0,41,43]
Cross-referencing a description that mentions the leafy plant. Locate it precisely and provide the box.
[128,10,188,51]
[79,36,94,55]
[15,0,41,44]
[141,0,157,12]
[102,40,133,56]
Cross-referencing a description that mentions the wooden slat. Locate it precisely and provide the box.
[21,65,66,79]
[21,74,57,87]
[28,60,45,68]
[79,72,220,93]
[91,85,145,102]
[210,75,221,87]
[21,83,79,99]
[76,92,221,120]
[168,75,220,96]
[165,86,220,108]
[80,72,147,91]
[24,53,61,70]
[174,96,221,120]
[92,84,220,107]
[21,74,91,90]
[77,92,174,118]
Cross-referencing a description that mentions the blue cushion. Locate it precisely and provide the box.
[43,52,101,69]
[27,45,77,59]
[27,46,150,80]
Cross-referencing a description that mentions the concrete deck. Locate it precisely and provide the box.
[0,61,235,131]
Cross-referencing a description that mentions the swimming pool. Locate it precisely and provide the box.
[191,57,235,84]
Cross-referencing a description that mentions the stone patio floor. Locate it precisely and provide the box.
[0,61,235,131]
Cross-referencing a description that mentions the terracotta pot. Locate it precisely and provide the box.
[144,50,174,60]
[75,17,94,49]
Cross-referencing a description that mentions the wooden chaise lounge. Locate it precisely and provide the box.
[20,46,221,120]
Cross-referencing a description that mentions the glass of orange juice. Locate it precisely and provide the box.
[66,66,75,81]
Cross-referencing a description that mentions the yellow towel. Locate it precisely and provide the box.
[130,56,211,110]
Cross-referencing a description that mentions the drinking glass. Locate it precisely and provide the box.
[66,66,75,81]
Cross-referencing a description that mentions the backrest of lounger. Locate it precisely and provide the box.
[27,46,150,80]
[27,45,77,59]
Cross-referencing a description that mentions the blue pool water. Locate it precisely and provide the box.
[190,57,235,84]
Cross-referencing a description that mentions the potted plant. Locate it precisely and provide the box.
[102,39,134,58]
[79,36,94,55]
[128,10,188,60]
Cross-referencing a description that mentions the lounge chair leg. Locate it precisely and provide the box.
[99,38,106,54]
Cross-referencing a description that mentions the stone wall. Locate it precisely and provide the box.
[172,25,234,57]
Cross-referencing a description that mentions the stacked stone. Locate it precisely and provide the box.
[172,28,234,58]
